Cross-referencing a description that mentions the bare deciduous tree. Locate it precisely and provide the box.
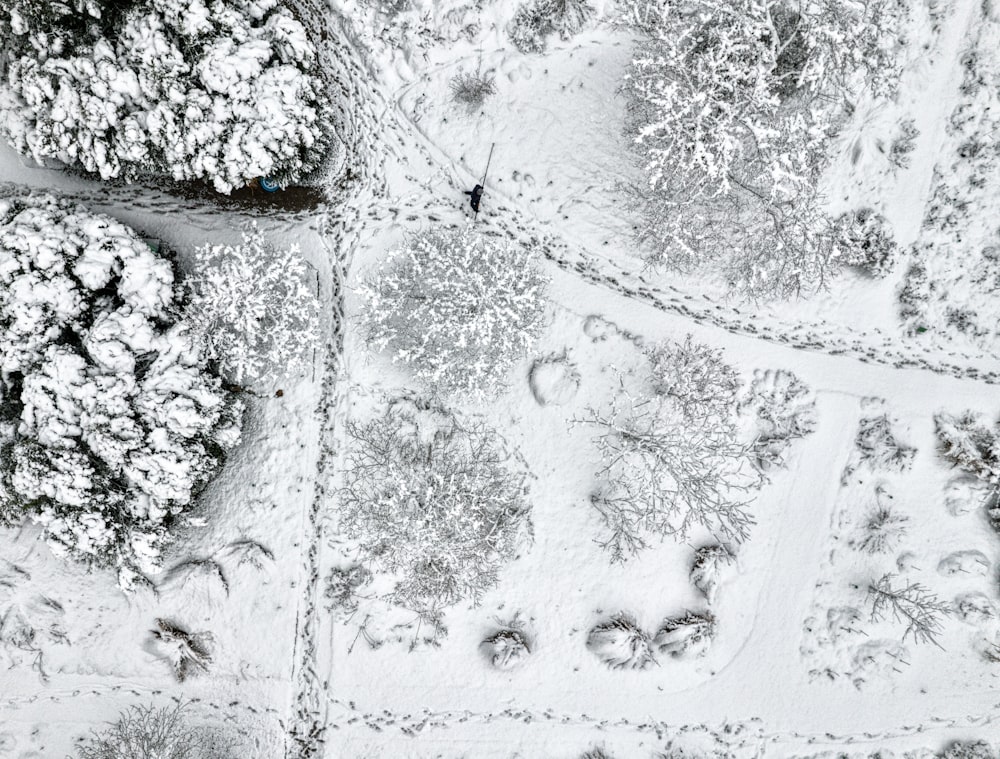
[582,386,756,561]
[339,399,533,612]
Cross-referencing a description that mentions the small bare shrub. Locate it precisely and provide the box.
[480,621,531,670]
[653,612,716,659]
[324,565,373,615]
[586,612,656,670]
[690,544,735,603]
[75,703,239,759]
[508,0,595,53]
[149,618,213,682]
[339,399,532,612]
[852,500,909,555]
[868,573,951,648]
[449,71,498,113]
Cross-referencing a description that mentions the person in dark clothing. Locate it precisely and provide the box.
[464,184,484,212]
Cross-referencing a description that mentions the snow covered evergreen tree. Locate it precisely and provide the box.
[185,228,320,385]
[0,194,242,588]
[0,0,331,193]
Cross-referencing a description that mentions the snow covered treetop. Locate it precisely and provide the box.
[0,194,243,589]
[0,0,331,193]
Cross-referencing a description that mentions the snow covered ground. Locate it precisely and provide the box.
[4,0,1000,757]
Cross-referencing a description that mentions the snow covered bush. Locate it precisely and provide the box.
[938,741,997,759]
[0,194,242,587]
[889,118,919,171]
[842,413,916,482]
[835,208,899,278]
[935,411,1000,486]
[0,0,331,193]
[582,345,757,561]
[738,369,817,470]
[653,611,716,659]
[621,0,910,297]
[184,228,320,386]
[358,227,548,401]
[480,619,531,670]
[339,398,533,612]
[586,612,656,670]
[579,749,615,759]
[324,564,372,616]
[149,617,213,682]
[646,336,739,421]
[690,544,735,604]
[508,0,594,53]
[75,702,239,759]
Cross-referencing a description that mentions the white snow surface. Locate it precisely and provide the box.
[4,0,1000,757]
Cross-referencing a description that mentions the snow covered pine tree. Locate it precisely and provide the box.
[0,194,243,589]
[0,0,332,192]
